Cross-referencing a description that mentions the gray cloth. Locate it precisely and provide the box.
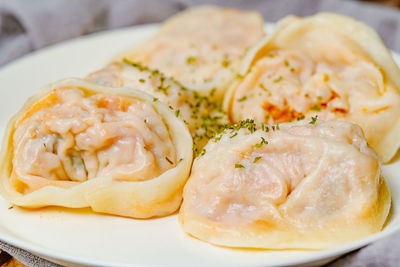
[0,0,399,266]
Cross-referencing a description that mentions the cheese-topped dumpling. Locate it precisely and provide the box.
[87,61,228,151]
[225,13,400,162]
[115,5,265,98]
[0,79,193,218]
[180,119,390,249]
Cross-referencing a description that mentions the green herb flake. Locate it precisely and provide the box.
[229,132,238,138]
[165,157,174,165]
[8,206,13,210]
[153,97,158,102]
[296,115,305,121]
[309,115,318,125]
[310,105,321,111]
[284,60,290,67]
[178,158,183,163]
[237,96,247,102]
[139,78,145,83]
[221,60,230,68]
[255,137,268,148]
[259,83,268,92]
[253,156,262,163]
[235,163,245,169]
[236,74,244,79]
[273,76,282,83]
[186,56,196,65]
[175,109,180,117]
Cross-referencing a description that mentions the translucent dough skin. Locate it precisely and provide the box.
[115,5,265,98]
[225,13,400,163]
[0,78,193,218]
[180,121,390,249]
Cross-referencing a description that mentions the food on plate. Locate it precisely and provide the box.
[115,5,265,99]
[0,78,193,218]
[180,119,390,249]
[224,13,400,163]
[87,60,228,151]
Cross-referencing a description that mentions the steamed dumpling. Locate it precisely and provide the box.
[180,119,390,249]
[87,61,228,151]
[224,13,400,162]
[115,5,265,98]
[0,78,193,218]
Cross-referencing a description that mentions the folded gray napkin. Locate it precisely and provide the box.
[0,0,399,266]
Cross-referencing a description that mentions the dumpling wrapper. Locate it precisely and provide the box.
[180,120,390,249]
[0,78,193,218]
[114,5,265,99]
[224,13,400,163]
[87,61,228,151]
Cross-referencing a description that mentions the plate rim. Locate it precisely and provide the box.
[0,22,399,267]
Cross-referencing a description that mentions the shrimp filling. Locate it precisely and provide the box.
[12,88,176,193]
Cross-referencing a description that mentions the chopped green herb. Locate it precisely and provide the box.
[236,74,244,79]
[235,163,245,169]
[253,156,262,163]
[222,60,230,68]
[186,56,196,64]
[297,115,305,121]
[175,109,180,117]
[229,132,238,138]
[165,157,174,165]
[284,60,290,67]
[259,83,268,92]
[310,115,318,125]
[178,158,183,163]
[168,105,173,110]
[273,76,282,83]
[310,105,321,111]
[317,96,323,101]
[139,78,145,83]
[276,124,280,130]
[153,97,158,102]
[255,137,268,148]
[8,206,13,210]
[272,125,275,131]
[238,96,247,102]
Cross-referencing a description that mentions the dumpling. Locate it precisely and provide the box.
[180,119,390,249]
[0,78,193,218]
[86,61,228,152]
[224,13,400,163]
[115,5,265,98]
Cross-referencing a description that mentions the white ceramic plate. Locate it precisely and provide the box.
[0,23,400,267]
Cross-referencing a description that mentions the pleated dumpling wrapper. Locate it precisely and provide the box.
[115,5,265,99]
[0,78,193,218]
[87,61,228,152]
[224,13,400,163]
[180,119,390,249]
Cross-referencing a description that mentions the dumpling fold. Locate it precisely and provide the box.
[0,78,193,218]
[224,13,400,162]
[180,119,391,249]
